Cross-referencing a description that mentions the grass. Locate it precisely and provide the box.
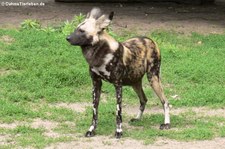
[0,18,225,148]
[75,102,225,144]
[10,125,72,148]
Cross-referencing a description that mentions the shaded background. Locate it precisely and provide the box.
[1,0,225,34]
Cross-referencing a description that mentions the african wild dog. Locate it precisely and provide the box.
[66,7,170,138]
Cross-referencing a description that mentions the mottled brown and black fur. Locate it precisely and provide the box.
[67,7,170,139]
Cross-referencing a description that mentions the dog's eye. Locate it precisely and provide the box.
[79,29,85,33]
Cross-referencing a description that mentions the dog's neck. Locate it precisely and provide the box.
[81,31,120,67]
[99,31,119,51]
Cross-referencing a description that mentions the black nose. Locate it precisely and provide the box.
[66,36,70,42]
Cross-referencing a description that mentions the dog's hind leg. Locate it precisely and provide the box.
[147,73,170,129]
[130,81,148,122]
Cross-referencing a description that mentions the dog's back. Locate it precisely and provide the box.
[120,37,161,85]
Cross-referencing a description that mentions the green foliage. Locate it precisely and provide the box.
[20,13,85,36]
[20,19,41,30]
[40,26,56,34]
[73,13,86,24]
[61,13,85,35]
[61,20,76,36]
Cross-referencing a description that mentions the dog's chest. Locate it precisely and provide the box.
[91,53,114,80]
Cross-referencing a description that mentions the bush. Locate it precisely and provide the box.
[20,14,85,36]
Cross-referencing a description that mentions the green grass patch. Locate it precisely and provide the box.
[76,101,116,136]
[1,28,225,107]
[0,99,39,122]
[75,103,225,143]
[11,125,72,148]
[0,18,225,148]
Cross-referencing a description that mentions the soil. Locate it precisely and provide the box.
[46,136,225,149]
[0,35,14,44]
[1,0,225,35]
[53,102,225,118]
[45,105,225,148]
[53,102,91,112]
[1,0,225,148]
[1,103,225,148]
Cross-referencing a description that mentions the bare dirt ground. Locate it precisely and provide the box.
[46,137,225,149]
[47,103,225,149]
[1,0,225,148]
[1,103,225,148]
[1,0,225,35]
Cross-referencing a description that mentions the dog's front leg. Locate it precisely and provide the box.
[115,83,123,138]
[85,73,102,137]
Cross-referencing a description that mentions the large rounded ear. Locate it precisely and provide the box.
[97,11,114,30]
[88,7,102,19]
[86,12,90,19]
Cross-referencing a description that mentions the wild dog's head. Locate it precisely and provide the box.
[66,7,114,46]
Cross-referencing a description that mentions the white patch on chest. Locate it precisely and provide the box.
[91,53,114,78]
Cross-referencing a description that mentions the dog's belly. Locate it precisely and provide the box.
[91,63,146,86]
[121,65,146,85]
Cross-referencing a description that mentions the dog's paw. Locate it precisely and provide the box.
[85,131,95,137]
[115,131,123,139]
[159,123,171,130]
